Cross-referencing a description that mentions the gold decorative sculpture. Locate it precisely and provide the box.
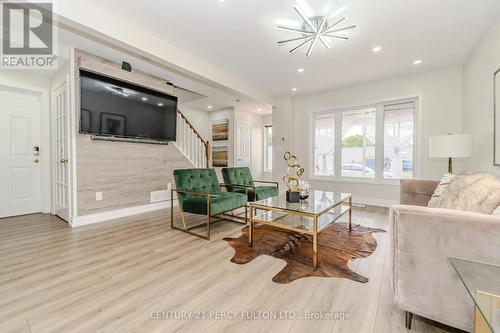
[283,152,304,192]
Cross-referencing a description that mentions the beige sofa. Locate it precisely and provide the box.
[390,180,500,332]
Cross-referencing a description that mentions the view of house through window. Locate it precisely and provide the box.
[264,125,273,172]
[314,113,335,176]
[312,99,416,181]
[341,108,376,178]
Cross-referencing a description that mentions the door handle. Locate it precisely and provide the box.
[33,159,39,164]
[59,159,68,164]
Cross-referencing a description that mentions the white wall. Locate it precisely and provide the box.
[0,71,52,213]
[263,114,272,126]
[178,105,211,140]
[463,15,500,176]
[273,67,464,205]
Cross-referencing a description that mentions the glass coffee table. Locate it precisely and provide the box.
[248,190,352,270]
[449,257,500,333]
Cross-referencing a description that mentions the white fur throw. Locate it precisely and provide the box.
[430,173,500,214]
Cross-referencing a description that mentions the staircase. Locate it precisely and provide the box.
[174,109,210,168]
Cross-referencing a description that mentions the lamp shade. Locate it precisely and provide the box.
[429,134,472,158]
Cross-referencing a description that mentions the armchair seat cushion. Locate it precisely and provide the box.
[234,186,279,201]
[182,192,247,216]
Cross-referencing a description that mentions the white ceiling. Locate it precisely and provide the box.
[84,0,500,97]
[52,27,277,113]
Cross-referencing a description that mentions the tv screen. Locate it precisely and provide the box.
[79,70,177,141]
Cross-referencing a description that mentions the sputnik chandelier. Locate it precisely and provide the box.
[277,3,356,57]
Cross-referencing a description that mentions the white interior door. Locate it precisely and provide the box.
[236,122,251,167]
[53,82,69,221]
[0,89,42,218]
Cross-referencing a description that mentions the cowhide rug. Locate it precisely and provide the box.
[223,222,385,284]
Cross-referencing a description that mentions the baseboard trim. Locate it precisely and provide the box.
[70,200,177,227]
[353,196,398,208]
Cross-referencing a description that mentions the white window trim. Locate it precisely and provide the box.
[309,96,421,186]
[263,125,272,173]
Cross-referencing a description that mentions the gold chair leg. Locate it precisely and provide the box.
[180,210,187,230]
[207,196,211,240]
[170,189,174,228]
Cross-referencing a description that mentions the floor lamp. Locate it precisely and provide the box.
[429,134,472,173]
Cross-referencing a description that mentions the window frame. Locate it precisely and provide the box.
[309,97,419,185]
[263,125,273,173]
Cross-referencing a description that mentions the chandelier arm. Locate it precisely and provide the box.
[306,17,327,57]
[324,35,349,40]
[322,25,356,35]
[321,17,347,34]
[289,37,314,54]
[277,26,315,35]
[278,36,311,45]
[293,5,317,32]
[319,36,330,49]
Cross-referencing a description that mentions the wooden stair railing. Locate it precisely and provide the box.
[176,109,210,168]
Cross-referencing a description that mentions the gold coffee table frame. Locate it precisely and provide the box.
[248,193,352,270]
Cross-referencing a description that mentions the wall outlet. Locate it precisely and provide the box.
[96,192,103,201]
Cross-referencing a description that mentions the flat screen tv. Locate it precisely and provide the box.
[79,70,177,141]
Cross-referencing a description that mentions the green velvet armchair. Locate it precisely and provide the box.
[221,167,279,202]
[171,168,247,240]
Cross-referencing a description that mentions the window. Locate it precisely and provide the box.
[264,125,273,172]
[314,113,335,176]
[312,98,417,182]
[383,102,415,179]
[341,108,376,178]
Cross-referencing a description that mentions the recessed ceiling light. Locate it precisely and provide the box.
[292,88,297,92]
[413,59,423,65]
[297,68,304,73]
[141,97,148,101]
[208,105,213,109]
[258,108,262,112]
[158,103,163,107]
[372,46,382,52]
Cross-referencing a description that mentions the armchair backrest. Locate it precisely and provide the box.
[221,167,254,188]
[173,169,221,203]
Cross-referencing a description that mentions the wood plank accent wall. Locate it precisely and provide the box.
[73,50,191,216]
[76,135,192,215]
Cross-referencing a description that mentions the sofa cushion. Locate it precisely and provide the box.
[234,186,278,201]
[182,192,247,216]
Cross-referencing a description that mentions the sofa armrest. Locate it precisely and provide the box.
[400,179,439,206]
[390,204,500,330]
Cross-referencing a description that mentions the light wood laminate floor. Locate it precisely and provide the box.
[0,207,463,333]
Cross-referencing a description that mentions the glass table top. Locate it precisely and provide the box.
[449,257,500,333]
[251,190,351,216]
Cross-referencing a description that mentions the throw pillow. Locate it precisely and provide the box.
[433,173,500,214]
[427,173,456,208]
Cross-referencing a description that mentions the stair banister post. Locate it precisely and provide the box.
[205,141,210,169]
